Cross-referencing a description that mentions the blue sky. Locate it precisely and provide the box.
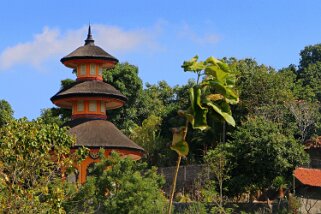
[1,0,321,119]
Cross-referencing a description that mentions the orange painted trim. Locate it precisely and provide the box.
[97,100,101,113]
[70,148,143,183]
[96,64,99,76]
[72,101,76,112]
[72,114,107,120]
[84,101,89,112]
[86,64,90,76]
[76,76,103,81]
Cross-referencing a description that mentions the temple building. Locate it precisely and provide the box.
[51,26,144,183]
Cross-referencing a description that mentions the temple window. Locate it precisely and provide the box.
[90,64,96,76]
[66,169,79,183]
[89,100,97,112]
[80,64,86,76]
[77,100,84,112]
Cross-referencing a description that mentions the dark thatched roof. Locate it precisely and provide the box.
[51,80,127,102]
[61,26,118,64]
[60,44,118,64]
[64,118,144,152]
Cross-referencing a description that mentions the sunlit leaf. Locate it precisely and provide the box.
[190,87,208,130]
[205,101,236,127]
[181,55,206,73]
[170,127,189,157]
[205,65,228,83]
[206,94,224,102]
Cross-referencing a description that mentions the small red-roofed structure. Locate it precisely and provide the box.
[292,138,321,213]
[293,168,321,213]
[294,167,321,187]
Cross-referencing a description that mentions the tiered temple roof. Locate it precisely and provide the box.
[50,26,144,182]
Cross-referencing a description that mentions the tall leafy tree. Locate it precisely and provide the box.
[298,62,321,102]
[285,100,321,143]
[103,62,143,133]
[225,117,308,196]
[297,44,321,102]
[0,99,14,127]
[299,44,321,69]
[130,114,167,165]
[64,151,166,214]
[167,56,239,213]
[0,119,78,212]
[227,58,295,123]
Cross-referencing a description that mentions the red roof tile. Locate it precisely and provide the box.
[294,167,321,187]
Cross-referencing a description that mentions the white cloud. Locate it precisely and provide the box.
[0,24,160,70]
[178,23,220,45]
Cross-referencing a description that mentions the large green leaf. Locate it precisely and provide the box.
[170,127,189,157]
[205,56,230,73]
[205,65,228,83]
[181,55,206,72]
[189,87,208,130]
[202,80,239,105]
[205,101,236,127]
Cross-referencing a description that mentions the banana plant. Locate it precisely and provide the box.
[168,56,239,214]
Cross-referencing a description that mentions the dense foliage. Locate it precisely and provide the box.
[0,99,14,127]
[0,119,77,212]
[224,117,309,195]
[2,42,321,212]
[64,151,166,214]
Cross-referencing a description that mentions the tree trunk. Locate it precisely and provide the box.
[168,155,182,214]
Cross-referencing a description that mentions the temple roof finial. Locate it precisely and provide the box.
[85,24,95,45]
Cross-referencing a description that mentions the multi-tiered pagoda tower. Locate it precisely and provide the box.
[51,26,144,183]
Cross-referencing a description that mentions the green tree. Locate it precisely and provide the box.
[39,107,70,126]
[139,81,178,120]
[129,114,168,166]
[103,62,143,133]
[285,100,321,143]
[298,62,321,102]
[225,117,309,196]
[0,99,14,127]
[297,44,321,102]
[64,151,166,214]
[228,58,295,123]
[204,146,230,210]
[299,43,321,69]
[0,119,78,212]
[168,56,239,213]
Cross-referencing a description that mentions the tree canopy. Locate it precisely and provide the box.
[0,99,14,127]
[0,119,78,212]
[64,151,166,214]
[224,117,309,195]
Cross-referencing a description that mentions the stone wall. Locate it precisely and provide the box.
[158,164,207,194]
[296,186,321,213]
[174,202,288,214]
[298,198,321,214]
